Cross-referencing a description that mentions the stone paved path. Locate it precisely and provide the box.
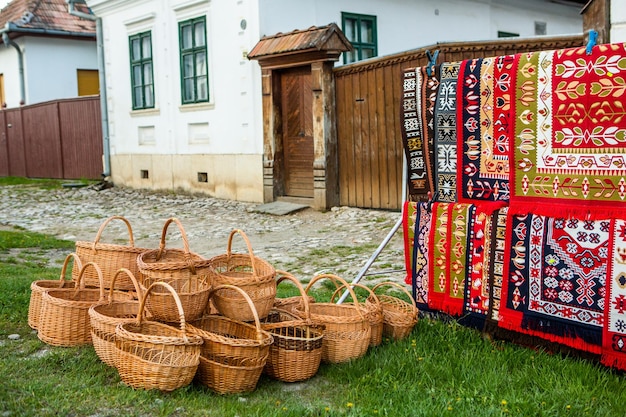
[0,184,408,285]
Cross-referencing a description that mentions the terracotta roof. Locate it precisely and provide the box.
[0,0,95,39]
[248,23,352,60]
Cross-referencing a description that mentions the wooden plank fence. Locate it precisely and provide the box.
[333,34,586,210]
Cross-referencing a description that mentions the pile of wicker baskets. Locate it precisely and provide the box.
[27,215,420,393]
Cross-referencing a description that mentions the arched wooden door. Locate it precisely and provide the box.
[280,66,314,198]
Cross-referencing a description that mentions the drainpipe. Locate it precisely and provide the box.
[0,25,26,105]
[67,0,111,178]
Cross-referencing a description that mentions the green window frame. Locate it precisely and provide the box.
[341,12,377,64]
[179,16,209,104]
[129,31,154,110]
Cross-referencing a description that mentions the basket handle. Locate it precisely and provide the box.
[303,273,365,320]
[106,268,142,303]
[73,261,105,301]
[91,215,135,252]
[210,284,265,342]
[60,252,82,288]
[330,283,381,308]
[372,281,417,309]
[155,217,196,275]
[136,281,190,338]
[225,229,258,278]
[275,270,313,322]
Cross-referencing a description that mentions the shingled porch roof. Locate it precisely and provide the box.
[248,23,352,68]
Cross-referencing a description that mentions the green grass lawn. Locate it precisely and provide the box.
[1,228,625,417]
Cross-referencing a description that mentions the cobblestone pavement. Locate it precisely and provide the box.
[0,184,408,285]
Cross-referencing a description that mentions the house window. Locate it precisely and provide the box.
[179,16,209,104]
[535,21,547,36]
[498,31,519,38]
[77,69,99,96]
[342,12,377,64]
[129,31,154,110]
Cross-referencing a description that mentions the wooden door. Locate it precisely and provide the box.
[280,66,313,198]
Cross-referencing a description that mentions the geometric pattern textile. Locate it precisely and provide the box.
[457,57,511,203]
[603,218,626,370]
[401,67,432,198]
[428,202,451,311]
[434,62,460,202]
[511,43,626,215]
[500,211,607,353]
[403,201,418,287]
[411,201,433,310]
[444,202,473,316]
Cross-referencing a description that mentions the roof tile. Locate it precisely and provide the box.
[0,0,95,36]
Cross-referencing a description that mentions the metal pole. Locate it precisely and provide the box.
[337,154,408,303]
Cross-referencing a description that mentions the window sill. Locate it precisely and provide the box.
[179,102,214,112]
[130,108,160,117]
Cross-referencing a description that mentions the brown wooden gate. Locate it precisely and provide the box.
[333,34,586,210]
[280,66,314,198]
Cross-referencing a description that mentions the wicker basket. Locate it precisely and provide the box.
[89,268,144,367]
[190,284,274,394]
[208,229,276,321]
[331,283,383,347]
[73,216,149,291]
[115,281,203,392]
[38,262,132,347]
[261,272,324,382]
[295,273,371,364]
[372,282,419,341]
[137,218,211,322]
[28,252,81,330]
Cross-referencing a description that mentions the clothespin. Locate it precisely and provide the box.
[426,50,439,77]
[586,29,597,55]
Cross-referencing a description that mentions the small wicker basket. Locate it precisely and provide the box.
[28,252,81,330]
[208,229,276,321]
[191,284,274,394]
[89,268,144,367]
[372,281,419,340]
[295,273,371,364]
[261,272,324,382]
[331,283,383,347]
[73,216,149,291]
[38,262,132,347]
[137,218,211,322]
[115,281,203,392]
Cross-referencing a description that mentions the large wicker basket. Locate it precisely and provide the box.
[295,273,370,364]
[372,281,419,340]
[89,268,144,367]
[38,262,132,347]
[190,284,274,394]
[332,283,383,347]
[261,272,324,382]
[73,216,149,291]
[208,229,276,321]
[115,281,203,392]
[28,252,81,330]
[137,218,211,322]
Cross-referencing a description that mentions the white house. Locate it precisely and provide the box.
[0,0,98,107]
[82,0,584,204]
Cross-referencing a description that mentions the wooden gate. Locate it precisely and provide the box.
[333,34,586,210]
[280,66,314,198]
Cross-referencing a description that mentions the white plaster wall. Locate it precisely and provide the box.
[258,0,582,61]
[89,0,262,157]
[0,39,22,108]
[23,37,98,105]
[0,36,96,108]
[611,1,626,43]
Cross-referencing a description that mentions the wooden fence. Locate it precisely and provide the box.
[0,96,103,180]
[333,34,586,210]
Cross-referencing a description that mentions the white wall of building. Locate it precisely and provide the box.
[258,0,583,62]
[24,37,98,105]
[611,1,626,42]
[0,36,96,108]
